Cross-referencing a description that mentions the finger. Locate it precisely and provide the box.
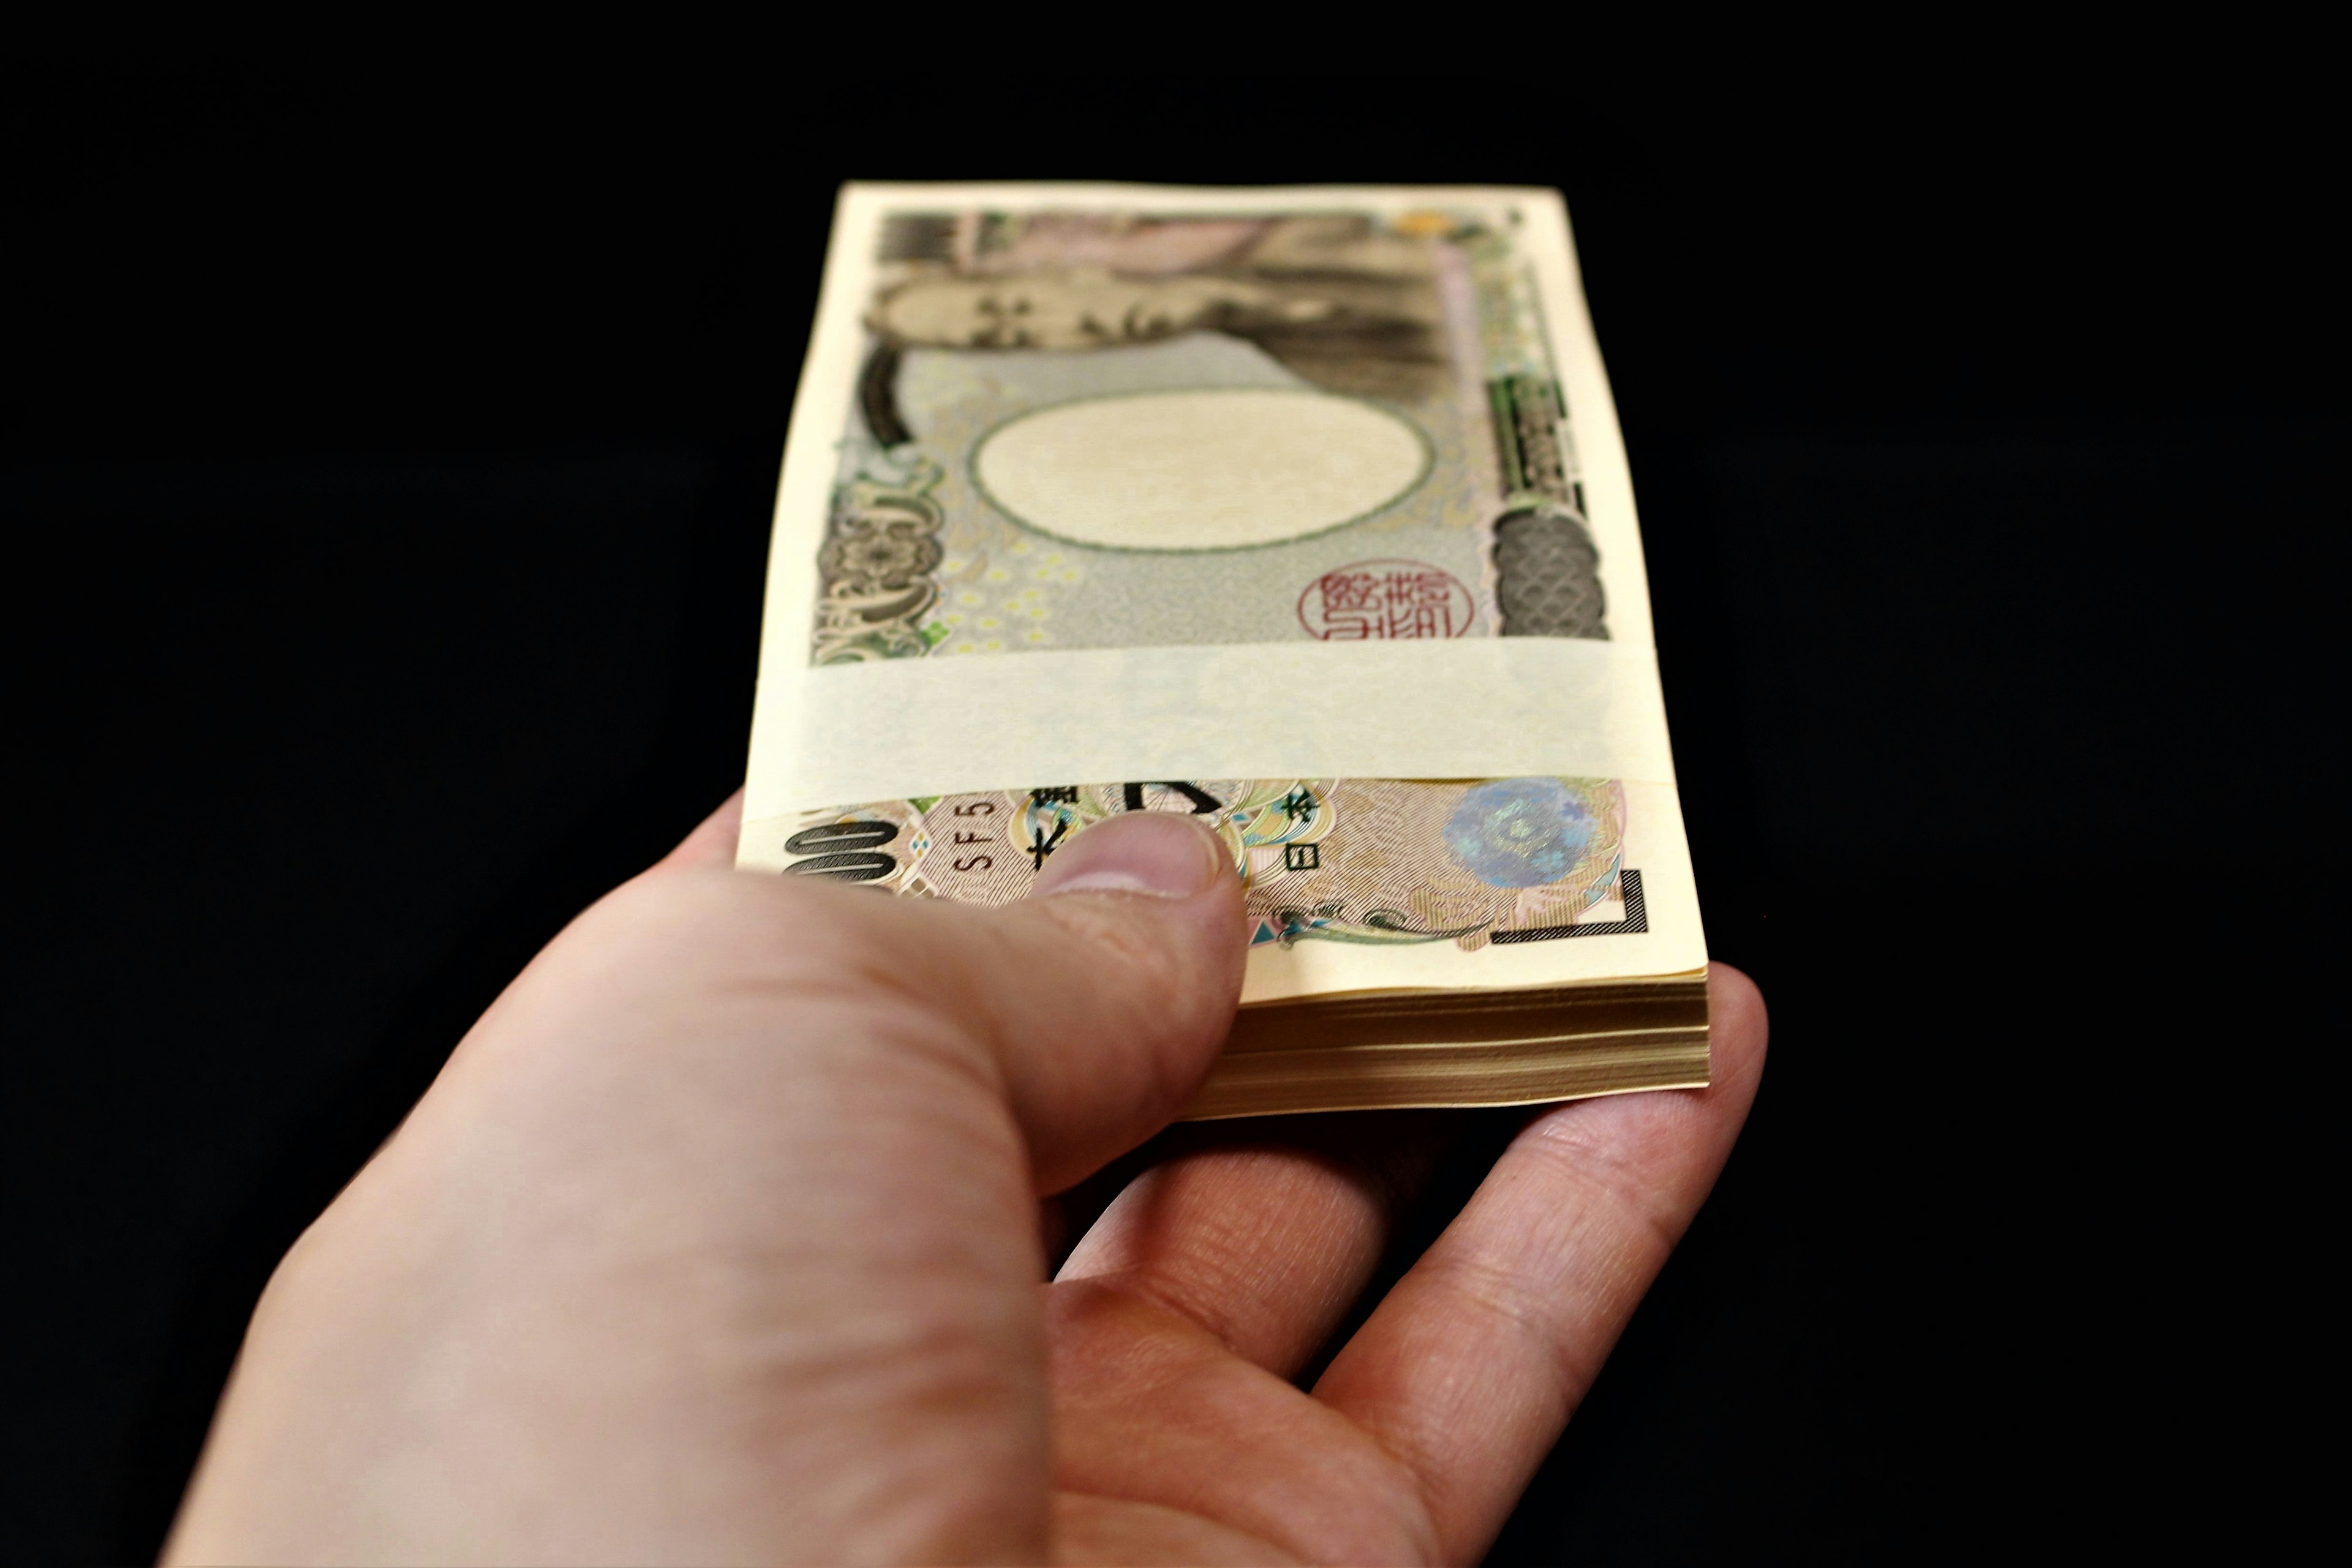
[1312,963,1768,1562]
[1044,1285,1441,1564]
[654,790,744,870]
[1053,1492,1294,1566]
[967,810,1252,1188]
[657,809,1248,1192]
[1055,1114,1460,1377]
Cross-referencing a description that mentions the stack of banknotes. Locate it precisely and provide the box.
[739,183,1707,1118]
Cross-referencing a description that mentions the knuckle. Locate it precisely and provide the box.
[1518,1107,1700,1256]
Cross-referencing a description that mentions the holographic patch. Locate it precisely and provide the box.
[1442,778,1597,888]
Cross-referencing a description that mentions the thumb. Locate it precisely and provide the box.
[934,810,1248,1191]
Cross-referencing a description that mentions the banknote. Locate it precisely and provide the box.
[741,183,1703,1026]
[777,777,1649,949]
[809,203,1615,665]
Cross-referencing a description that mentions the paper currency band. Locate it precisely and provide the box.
[748,638,1679,815]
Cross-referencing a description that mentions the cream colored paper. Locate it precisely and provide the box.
[746,637,1675,821]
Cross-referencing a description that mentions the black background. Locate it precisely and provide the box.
[6,58,2337,1563]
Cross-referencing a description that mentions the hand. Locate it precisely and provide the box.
[167,796,1766,1565]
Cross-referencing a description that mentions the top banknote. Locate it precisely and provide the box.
[741,184,1702,1004]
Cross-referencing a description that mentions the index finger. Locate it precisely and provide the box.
[1311,962,1768,1563]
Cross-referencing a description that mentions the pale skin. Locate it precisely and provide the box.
[167,797,1767,1565]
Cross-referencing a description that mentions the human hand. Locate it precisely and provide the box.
[167,795,1766,1565]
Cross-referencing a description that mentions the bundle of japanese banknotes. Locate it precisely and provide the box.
[740,183,1708,1118]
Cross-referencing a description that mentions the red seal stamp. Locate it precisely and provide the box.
[1297,559,1476,640]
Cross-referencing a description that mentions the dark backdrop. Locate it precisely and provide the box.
[6,61,2335,1563]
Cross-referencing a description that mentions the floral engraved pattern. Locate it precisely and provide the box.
[812,467,949,663]
[821,518,940,595]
